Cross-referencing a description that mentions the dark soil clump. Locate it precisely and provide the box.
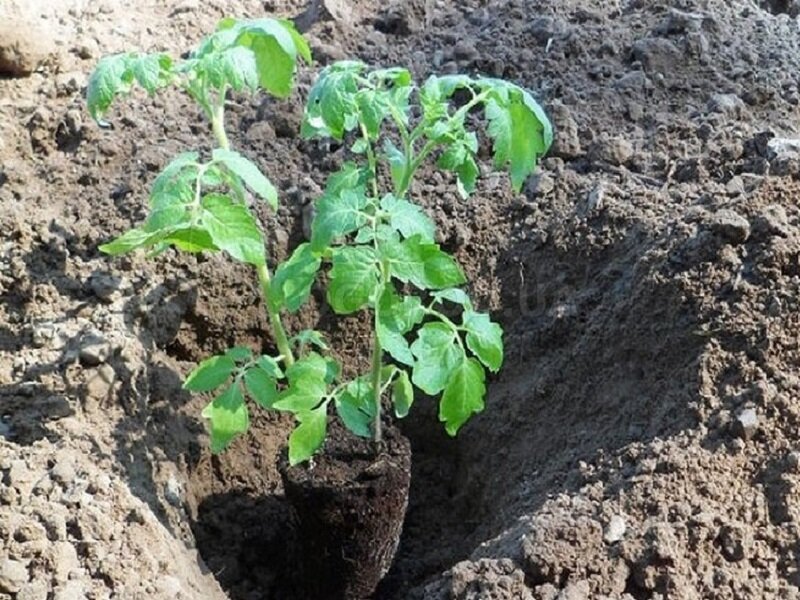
[279,423,412,599]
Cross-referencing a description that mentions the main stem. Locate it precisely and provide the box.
[211,98,295,367]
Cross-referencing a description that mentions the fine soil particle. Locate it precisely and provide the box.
[5,0,800,599]
[279,423,411,599]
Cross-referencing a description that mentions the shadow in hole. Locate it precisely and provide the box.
[378,213,709,596]
[192,490,297,599]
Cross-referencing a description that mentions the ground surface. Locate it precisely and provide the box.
[3,0,800,598]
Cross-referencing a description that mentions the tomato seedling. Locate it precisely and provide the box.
[269,61,553,463]
[86,18,313,451]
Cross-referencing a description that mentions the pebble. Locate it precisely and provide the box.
[593,136,633,166]
[604,515,627,544]
[16,580,49,600]
[85,364,116,401]
[732,408,758,440]
[787,451,800,472]
[0,20,53,76]
[631,37,682,74]
[708,209,750,244]
[557,580,591,600]
[707,93,745,118]
[163,475,183,508]
[0,558,29,593]
[88,273,123,303]
[51,460,76,486]
[79,334,111,366]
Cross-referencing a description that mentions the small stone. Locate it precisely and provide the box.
[0,20,53,76]
[586,183,606,212]
[17,580,49,600]
[592,136,633,166]
[79,334,111,366]
[49,542,80,584]
[163,475,183,507]
[14,518,47,543]
[788,451,800,472]
[725,176,745,196]
[707,209,750,244]
[0,558,29,593]
[156,575,184,596]
[732,408,758,440]
[52,581,84,600]
[717,525,746,562]
[549,101,581,159]
[557,580,591,600]
[706,94,745,118]
[88,272,123,303]
[631,38,682,74]
[754,204,791,238]
[85,364,116,401]
[524,172,555,198]
[50,460,76,486]
[76,39,98,60]
[604,515,627,544]
[452,40,478,62]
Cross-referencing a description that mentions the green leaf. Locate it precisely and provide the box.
[382,236,466,290]
[212,149,278,209]
[86,53,132,122]
[440,357,485,436]
[236,19,302,98]
[432,288,473,309]
[278,19,312,64]
[99,228,158,256]
[184,355,236,392]
[225,346,252,361]
[410,322,464,395]
[291,330,329,351]
[382,139,408,194]
[335,377,375,438]
[464,311,504,372]
[212,46,259,92]
[244,366,279,408]
[327,246,379,314]
[380,195,436,242]
[151,152,199,197]
[270,243,321,312]
[288,404,328,465]
[202,383,250,453]
[162,228,218,253]
[302,61,364,140]
[392,370,413,418]
[256,355,284,379]
[455,154,480,198]
[377,288,424,366]
[201,194,265,265]
[273,353,328,413]
[484,82,552,192]
[311,188,368,252]
[130,53,173,94]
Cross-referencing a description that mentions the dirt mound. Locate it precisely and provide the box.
[4,0,800,598]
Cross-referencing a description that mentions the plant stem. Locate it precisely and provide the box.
[370,311,383,443]
[210,94,295,367]
[256,264,295,367]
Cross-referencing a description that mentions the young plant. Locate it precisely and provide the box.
[86,18,313,451]
[268,61,553,464]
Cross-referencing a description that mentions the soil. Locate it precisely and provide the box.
[279,423,411,599]
[4,0,800,599]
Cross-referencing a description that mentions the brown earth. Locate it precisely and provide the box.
[3,0,800,598]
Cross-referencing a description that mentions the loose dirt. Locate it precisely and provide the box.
[3,0,800,598]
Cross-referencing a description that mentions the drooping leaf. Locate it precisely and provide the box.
[483,82,553,192]
[256,355,284,379]
[201,194,265,265]
[99,228,160,256]
[151,152,199,198]
[270,243,321,312]
[381,235,466,290]
[392,370,413,418]
[327,246,379,314]
[288,404,328,466]
[183,354,236,392]
[201,383,250,453]
[410,322,464,395]
[212,148,278,209]
[382,139,407,192]
[432,288,473,309]
[86,53,133,122]
[225,346,253,361]
[244,365,279,408]
[439,357,485,436]
[161,228,218,253]
[236,19,302,98]
[130,53,173,94]
[463,311,504,372]
[380,195,436,242]
[278,18,312,64]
